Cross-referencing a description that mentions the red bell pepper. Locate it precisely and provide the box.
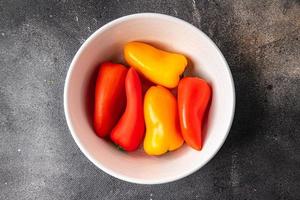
[110,68,145,151]
[178,77,212,150]
[94,62,127,138]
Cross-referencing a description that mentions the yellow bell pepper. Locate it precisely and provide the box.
[143,86,184,155]
[124,42,187,88]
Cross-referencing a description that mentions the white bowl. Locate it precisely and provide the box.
[64,13,235,184]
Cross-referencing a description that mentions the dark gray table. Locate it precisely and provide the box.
[1,0,299,199]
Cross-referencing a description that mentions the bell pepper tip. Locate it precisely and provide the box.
[194,146,202,151]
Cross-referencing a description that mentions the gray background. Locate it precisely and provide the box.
[0,0,299,199]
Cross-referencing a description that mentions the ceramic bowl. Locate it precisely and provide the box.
[64,13,235,184]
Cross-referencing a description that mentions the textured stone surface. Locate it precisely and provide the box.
[0,0,299,199]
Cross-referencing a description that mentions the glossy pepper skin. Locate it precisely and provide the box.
[94,62,127,138]
[178,77,211,150]
[124,42,187,88]
[144,86,184,155]
[110,68,145,151]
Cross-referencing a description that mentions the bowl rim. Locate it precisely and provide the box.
[64,12,236,184]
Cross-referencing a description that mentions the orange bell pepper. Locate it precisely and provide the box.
[143,86,184,155]
[124,42,187,88]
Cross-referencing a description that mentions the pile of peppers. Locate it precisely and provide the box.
[94,42,211,156]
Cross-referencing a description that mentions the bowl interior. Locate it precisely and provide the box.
[64,14,235,184]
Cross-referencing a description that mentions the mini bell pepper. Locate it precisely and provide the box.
[124,42,187,88]
[178,77,211,150]
[110,68,145,151]
[94,62,127,138]
[144,86,184,155]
